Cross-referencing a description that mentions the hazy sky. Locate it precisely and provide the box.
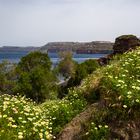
[0,0,140,47]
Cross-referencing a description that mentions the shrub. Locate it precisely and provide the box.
[57,51,77,79]
[0,61,16,94]
[59,59,100,97]
[68,59,100,87]
[14,51,58,103]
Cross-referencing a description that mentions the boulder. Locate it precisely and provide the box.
[113,35,140,54]
[98,53,114,66]
[98,35,140,66]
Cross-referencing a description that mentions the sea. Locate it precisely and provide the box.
[0,51,109,65]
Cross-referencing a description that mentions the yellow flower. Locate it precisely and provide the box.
[12,108,18,114]
[104,125,108,128]
[22,121,27,124]
[123,105,127,108]
[8,117,13,121]
[18,135,23,139]
[3,114,7,118]
[18,132,23,135]
[27,118,33,121]
[12,125,17,128]
[4,97,10,101]
[39,133,43,139]
[98,125,102,128]
[127,95,131,99]
[94,127,98,130]
[136,99,140,103]
[18,117,22,120]
[1,130,4,133]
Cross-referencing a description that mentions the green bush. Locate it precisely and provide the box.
[68,59,100,87]
[14,51,58,103]
[59,59,100,97]
[57,51,77,79]
[0,61,16,94]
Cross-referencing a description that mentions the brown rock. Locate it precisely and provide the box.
[98,53,114,66]
[113,35,140,54]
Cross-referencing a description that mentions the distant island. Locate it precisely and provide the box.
[0,41,113,54]
[0,46,40,52]
[41,41,113,54]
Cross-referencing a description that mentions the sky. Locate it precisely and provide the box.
[0,0,140,47]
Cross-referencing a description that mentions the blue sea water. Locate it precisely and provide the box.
[0,52,109,64]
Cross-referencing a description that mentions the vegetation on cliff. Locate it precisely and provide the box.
[57,46,140,140]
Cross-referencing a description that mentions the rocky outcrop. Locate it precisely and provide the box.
[98,35,140,65]
[98,53,114,66]
[113,35,140,54]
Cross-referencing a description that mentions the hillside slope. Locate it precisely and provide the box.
[57,47,140,140]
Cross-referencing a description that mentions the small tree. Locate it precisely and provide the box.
[68,59,99,87]
[59,59,100,98]
[17,51,52,72]
[67,59,100,87]
[0,60,16,94]
[57,51,77,79]
[14,51,58,103]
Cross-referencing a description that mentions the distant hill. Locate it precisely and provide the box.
[40,41,114,54]
[0,46,40,52]
[0,41,114,54]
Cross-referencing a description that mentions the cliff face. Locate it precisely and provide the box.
[40,41,113,54]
